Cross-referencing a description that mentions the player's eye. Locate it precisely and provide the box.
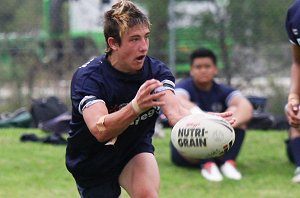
[204,64,211,69]
[194,65,202,69]
[131,37,140,42]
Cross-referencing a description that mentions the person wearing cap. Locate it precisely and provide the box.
[285,0,300,183]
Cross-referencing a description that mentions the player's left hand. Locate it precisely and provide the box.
[286,93,300,128]
[209,111,236,126]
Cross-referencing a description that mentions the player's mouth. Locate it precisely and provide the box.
[136,55,145,63]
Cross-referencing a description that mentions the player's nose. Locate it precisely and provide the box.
[139,38,149,52]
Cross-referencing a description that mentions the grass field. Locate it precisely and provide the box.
[0,128,299,198]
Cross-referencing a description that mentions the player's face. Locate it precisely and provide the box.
[114,25,150,73]
[190,57,218,85]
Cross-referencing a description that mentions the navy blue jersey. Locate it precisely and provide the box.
[175,77,241,112]
[286,0,300,46]
[66,55,175,187]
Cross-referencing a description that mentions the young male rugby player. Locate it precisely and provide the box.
[65,1,234,197]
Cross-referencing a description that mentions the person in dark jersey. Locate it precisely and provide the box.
[171,48,253,182]
[285,0,300,183]
[65,1,234,197]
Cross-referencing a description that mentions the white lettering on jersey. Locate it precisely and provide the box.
[130,106,160,126]
[79,58,96,68]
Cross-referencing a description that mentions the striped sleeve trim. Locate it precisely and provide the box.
[175,88,191,100]
[78,95,105,114]
[225,90,243,106]
[153,79,175,93]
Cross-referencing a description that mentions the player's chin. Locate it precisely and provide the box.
[198,79,211,84]
[132,61,144,70]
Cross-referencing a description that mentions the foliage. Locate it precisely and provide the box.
[175,0,295,82]
[135,0,169,63]
[228,0,294,46]
[0,128,299,198]
[0,0,42,33]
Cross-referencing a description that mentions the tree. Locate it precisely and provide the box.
[135,0,169,63]
[228,0,293,46]
[180,0,294,83]
[0,0,42,33]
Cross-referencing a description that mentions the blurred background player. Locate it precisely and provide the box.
[285,0,300,183]
[170,47,253,182]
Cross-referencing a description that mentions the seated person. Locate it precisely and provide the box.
[171,47,253,182]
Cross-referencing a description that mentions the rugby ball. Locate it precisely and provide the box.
[171,113,235,159]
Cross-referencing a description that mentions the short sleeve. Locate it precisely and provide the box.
[285,0,300,46]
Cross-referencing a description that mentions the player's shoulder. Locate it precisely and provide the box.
[71,55,107,85]
[74,55,106,76]
[77,55,105,72]
[145,56,168,69]
[289,0,300,11]
[176,77,193,86]
[145,56,175,80]
[286,0,300,46]
[175,77,194,92]
[213,81,236,93]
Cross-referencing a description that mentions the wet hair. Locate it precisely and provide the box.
[103,0,151,55]
[190,48,217,66]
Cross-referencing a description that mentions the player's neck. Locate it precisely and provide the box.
[107,54,123,72]
[107,54,141,74]
[194,81,213,92]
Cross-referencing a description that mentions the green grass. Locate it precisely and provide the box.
[0,128,298,198]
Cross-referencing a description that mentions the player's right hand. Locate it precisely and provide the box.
[132,79,166,114]
[286,102,300,128]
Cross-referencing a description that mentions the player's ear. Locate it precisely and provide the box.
[214,65,219,76]
[107,37,119,50]
[189,65,194,77]
[190,70,194,77]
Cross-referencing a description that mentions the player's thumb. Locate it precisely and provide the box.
[292,103,299,113]
[288,93,300,113]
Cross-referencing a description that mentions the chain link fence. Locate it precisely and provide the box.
[0,0,295,115]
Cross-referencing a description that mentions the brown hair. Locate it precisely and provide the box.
[190,47,217,66]
[104,0,151,55]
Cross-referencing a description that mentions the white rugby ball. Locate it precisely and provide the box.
[171,113,235,159]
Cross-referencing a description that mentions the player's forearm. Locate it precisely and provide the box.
[161,92,190,126]
[176,94,196,109]
[289,45,300,98]
[164,106,190,127]
[232,101,253,127]
[290,63,300,96]
[94,103,139,142]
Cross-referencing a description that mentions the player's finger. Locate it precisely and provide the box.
[149,91,166,101]
[215,111,233,118]
[139,92,166,109]
[150,100,165,107]
[292,105,299,113]
[290,122,300,129]
[139,80,162,97]
[287,102,299,114]
[141,79,162,90]
[287,109,300,121]
[227,118,236,125]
